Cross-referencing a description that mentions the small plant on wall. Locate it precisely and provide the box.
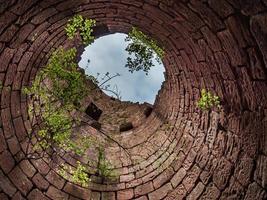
[58,161,90,187]
[65,15,96,45]
[97,146,118,181]
[197,89,220,110]
[125,27,165,75]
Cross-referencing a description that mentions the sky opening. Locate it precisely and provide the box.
[78,33,165,104]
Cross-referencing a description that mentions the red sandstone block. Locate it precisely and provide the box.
[126,178,142,188]
[64,182,91,199]
[148,183,173,200]
[12,71,24,90]
[0,193,9,200]
[120,173,135,182]
[200,26,222,52]
[28,189,50,200]
[213,158,232,190]
[0,11,17,34]
[19,160,36,178]
[56,0,89,11]
[0,25,19,42]
[101,192,116,200]
[182,165,201,192]
[1,86,11,109]
[13,117,27,142]
[217,30,244,66]
[90,191,100,200]
[189,0,225,31]
[17,51,33,72]
[117,188,134,200]
[135,196,148,200]
[8,166,33,196]
[171,167,186,188]
[0,128,7,152]
[186,182,205,200]
[10,0,38,15]
[31,7,58,25]
[46,186,69,199]
[153,167,174,189]
[33,173,50,190]
[32,159,50,175]
[0,48,15,72]
[0,150,15,173]
[199,183,220,199]
[208,0,234,18]
[29,31,50,52]
[12,43,29,64]
[4,64,17,86]
[10,23,35,49]
[11,191,26,200]
[46,170,65,189]
[166,184,187,200]
[1,108,14,138]
[0,170,17,197]
[11,91,21,118]
[7,136,20,155]
[134,181,154,197]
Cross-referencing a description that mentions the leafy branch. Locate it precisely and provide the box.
[65,15,96,45]
[125,27,165,75]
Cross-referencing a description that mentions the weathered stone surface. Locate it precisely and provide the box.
[171,167,186,188]
[8,166,33,196]
[46,186,69,199]
[213,157,232,190]
[0,1,266,200]
[148,183,172,200]
[134,182,154,197]
[0,170,17,197]
[63,182,91,199]
[0,48,15,72]
[117,188,134,200]
[46,170,65,189]
[33,173,49,190]
[0,150,15,173]
[186,182,205,200]
[199,183,220,199]
[28,189,50,200]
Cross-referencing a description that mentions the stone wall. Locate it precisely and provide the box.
[0,0,267,199]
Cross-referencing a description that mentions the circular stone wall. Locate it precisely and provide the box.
[0,0,267,199]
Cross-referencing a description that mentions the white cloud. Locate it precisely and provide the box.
[78,33,165,104]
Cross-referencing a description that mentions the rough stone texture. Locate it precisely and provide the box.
[0,0,266,199]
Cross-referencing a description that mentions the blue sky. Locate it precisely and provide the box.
[78,33,165,104]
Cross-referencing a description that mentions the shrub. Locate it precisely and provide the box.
[23,47,91,154]
[65,15,96,45]
[197,89,220,110]
[58,161,90,187]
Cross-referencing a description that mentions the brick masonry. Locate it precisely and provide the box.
[0,0,267,199]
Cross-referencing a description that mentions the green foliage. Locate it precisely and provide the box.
[65,15,96,45]
[125,27,165,75]
[58,161,90,187]
[97,147,117,180]
[197,89,220,110]
[23,47,90,154]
